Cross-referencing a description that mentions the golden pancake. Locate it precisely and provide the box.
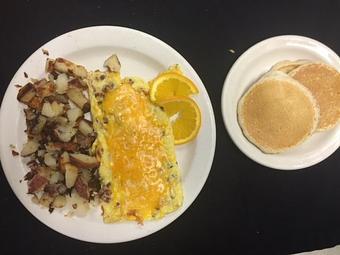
[238,71,319,153]
[270,60,311,73]
[289,62,340,131]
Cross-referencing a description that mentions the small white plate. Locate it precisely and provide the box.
[221,35,340,170]
[0,26,216,243]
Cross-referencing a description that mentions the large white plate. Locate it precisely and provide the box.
[221,35,340,170]
[0,26,216,243]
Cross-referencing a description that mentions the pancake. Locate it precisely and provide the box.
[270,60,311,73]
[289,62,340,131]
[238,71,319,154]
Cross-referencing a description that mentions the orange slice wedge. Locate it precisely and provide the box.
[150,72,199,102]
[159,97,201,145]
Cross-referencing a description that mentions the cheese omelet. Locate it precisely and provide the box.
[87,71,183,223]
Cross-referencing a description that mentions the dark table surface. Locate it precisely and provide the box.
[1,1,340,254]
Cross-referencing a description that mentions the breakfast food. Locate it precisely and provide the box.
[159,97,201,145]
[149,66,201,144]
[149,70,199,102]
[270,60,310,73]
[16,54,201,223]
[16,58,104,214]
[239,58,340,154]
[289,62,340,131]
[88,69,183,223]
[238,71,319,153]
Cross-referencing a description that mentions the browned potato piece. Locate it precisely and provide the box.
[65,163,79,188]
[45,142,59,153]
[68,78,87,90]
[45,58,54,73]
[53,94,69,104]
[53,124,77,143]
[51,101,64,116]
[17,83,36,104]
[78,119,93,136]
[104,54,121,72]
[66,88,90,112]
[66,107,83,123]
[31,115,47,135]
[27,96,43,110]
[74,176,89,200]
[36,166,52,179]
[21,140,40,157]
[53,116,68,126]
[44,152,57,169]
[54,142,79,152]
[54,58,88,78]
[24,108,37,121]
[55,73,69,94]
[70,153,99,169]
[75,132,96,150]
[58,151,70,173]
[28,174,48,193]
[34,79,55,98]
[41,102,51,117]
[42,102,62,118]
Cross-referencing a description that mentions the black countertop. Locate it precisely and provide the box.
[1,1,340,254]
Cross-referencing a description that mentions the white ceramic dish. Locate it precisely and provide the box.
[221,35,340,170]
[0,26,216,243]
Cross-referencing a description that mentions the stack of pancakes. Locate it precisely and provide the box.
[238,60,340,154]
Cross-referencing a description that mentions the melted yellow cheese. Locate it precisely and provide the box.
[104,84,171,220]
[88,71,183,223]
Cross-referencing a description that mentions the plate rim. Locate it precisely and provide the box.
[221,35,340,170]
[0,25,216,243]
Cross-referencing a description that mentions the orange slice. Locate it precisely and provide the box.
[150,72,199,102]
[159,97,201,145]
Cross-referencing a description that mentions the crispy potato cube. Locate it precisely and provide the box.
[65,163,79,188]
